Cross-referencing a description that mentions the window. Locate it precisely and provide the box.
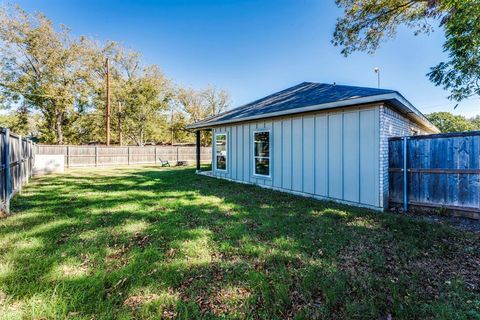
[215,133,227,170]
[253,130,270,176]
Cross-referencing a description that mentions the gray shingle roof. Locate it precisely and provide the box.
[188,82,438,132]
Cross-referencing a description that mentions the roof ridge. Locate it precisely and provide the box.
[303,81,396,92]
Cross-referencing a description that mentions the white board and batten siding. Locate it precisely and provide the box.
[212,105,382,209]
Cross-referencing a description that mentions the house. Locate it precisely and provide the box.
[187,82,439,210]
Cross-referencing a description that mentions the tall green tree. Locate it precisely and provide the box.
[333,0,480,102]
[76,41,173,145]
[426,111,474,133]
[121,65,172,146]
[0,5,95,144]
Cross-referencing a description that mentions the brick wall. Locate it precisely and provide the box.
[379,105,430,209]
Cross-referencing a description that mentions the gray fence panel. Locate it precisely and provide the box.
[389,131,480,219]
[37,145,212,167]
[0,128,35,215]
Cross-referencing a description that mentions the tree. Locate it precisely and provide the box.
[0,5,230,146]
[176,86,229,123]
[169,110,192,144]
[426,112,474,133]
[176,88,206,124]
[469,115,480,131]
[174,85,230,145]
[333,0,480,101]
[0,107,40,137]
[0,5,95,144]
[121,65,172,146]
[81,41,173,146]
[202,85,230,118]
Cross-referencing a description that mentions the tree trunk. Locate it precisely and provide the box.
[55,110,64,145]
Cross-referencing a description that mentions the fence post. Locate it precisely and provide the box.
[67,145,71,168]
[95,146,98,167]
[403,136,408,213]
[154,147,157,164]
[29,141,33,180]
[25,139,29,184]
[26,140,30,183]
[176,147,179,165]
[127,147,130,165]
[25,140,32,184]
[4,129,10,215]
[18,135,22,194]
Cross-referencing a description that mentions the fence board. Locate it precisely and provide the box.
[0,128,35,215]
[389,131,480,219]
[37,145,212,167]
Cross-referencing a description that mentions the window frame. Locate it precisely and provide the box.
[214,132,228,172]
[252,129,272,178]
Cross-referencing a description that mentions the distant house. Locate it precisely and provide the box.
[187,82,439,210]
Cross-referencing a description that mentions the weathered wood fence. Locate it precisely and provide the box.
[0,128,35,215]
[36,145,212,168]
[389,131,480,219]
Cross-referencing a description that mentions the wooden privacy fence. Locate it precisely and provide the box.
[36,145,212,168]
[389,131,480,219]
[0,128,35,215]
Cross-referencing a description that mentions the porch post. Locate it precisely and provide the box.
[195,130,201,173]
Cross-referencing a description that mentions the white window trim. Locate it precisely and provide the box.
[252,129,271,178]
[214,132,228,172]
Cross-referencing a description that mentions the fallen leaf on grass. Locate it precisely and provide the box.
[123,293,159,310]
[166,248,176,258]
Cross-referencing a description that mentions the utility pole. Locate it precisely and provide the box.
[118,101,123,146]
[106,58,111,146]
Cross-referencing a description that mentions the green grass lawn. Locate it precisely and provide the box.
[0,166,479,319]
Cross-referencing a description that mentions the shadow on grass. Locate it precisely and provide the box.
[0,166,478,319]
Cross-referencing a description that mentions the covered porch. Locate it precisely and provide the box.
[194,129,213,174]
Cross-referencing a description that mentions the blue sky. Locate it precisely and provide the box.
[12,0,480,117]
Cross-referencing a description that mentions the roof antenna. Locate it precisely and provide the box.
[374,67,380,88]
